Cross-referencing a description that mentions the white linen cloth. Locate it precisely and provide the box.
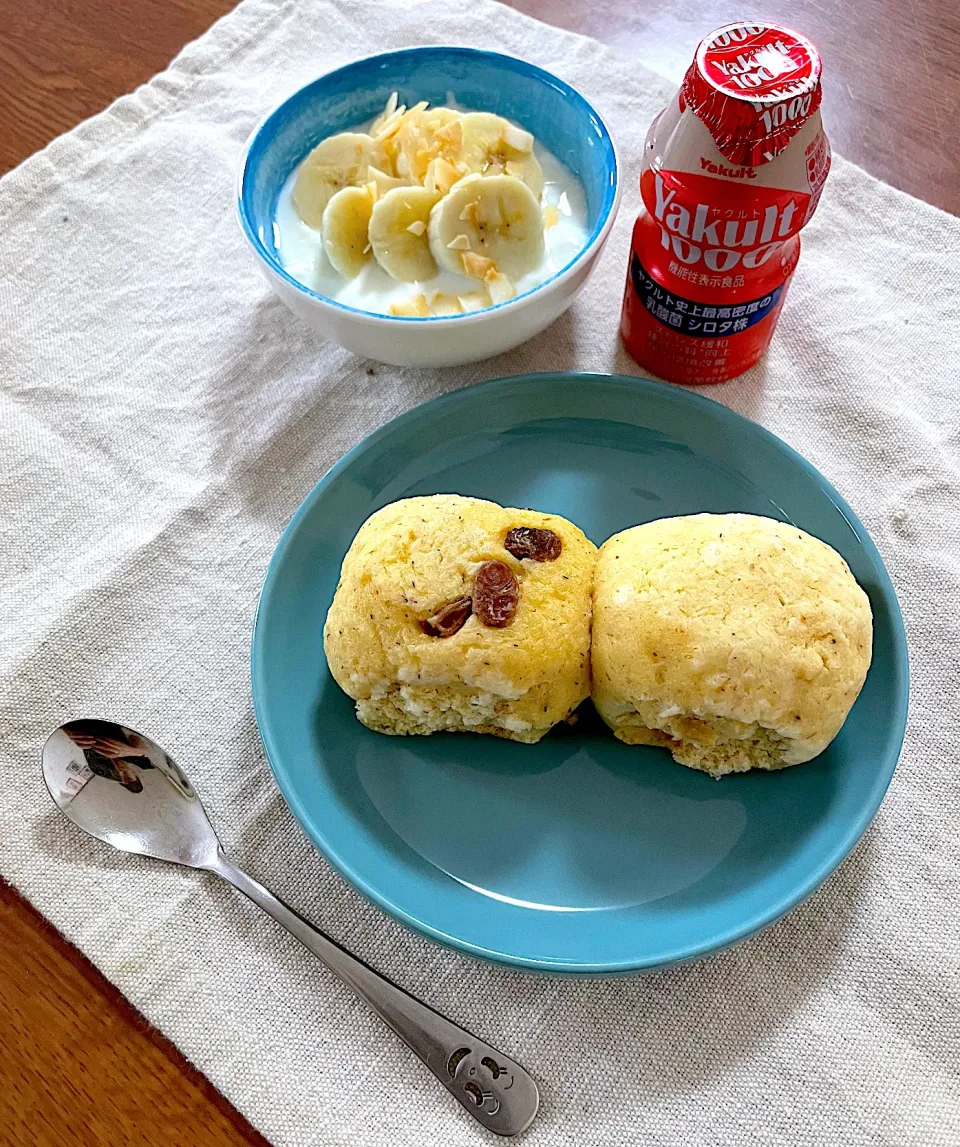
[1,1,958,1143]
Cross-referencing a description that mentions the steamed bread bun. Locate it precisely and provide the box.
[592,513,873,777]
[324,494,596,743]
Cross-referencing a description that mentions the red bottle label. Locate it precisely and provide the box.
[621,233,792,386]
[641,169,810,272]
[621,169,808,384]
[629,252,785,337]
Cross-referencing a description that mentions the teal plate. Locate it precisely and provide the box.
[251,373,908,974]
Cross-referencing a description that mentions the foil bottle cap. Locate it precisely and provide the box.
[680,22,823,167]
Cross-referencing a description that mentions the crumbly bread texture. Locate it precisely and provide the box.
[592,514,873,777]
[323,495,596,743]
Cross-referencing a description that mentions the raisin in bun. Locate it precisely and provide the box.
[592,513,873,777]
[323,495,596,743]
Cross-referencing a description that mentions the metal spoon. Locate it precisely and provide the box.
[41,719,539,1137]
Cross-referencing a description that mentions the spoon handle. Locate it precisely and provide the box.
[206,851,539,1137]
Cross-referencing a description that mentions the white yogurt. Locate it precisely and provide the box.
[274,112,590,316]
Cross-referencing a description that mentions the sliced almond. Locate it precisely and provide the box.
[381,136,401,170]
[371,92,402,137]
[430,157,461,194]
[430,293,463,316]
[485,269,515,305]
[366,166,407,197]
[458,200,479,223]
[446,233,472,251]
[434,120,462,146]
[457,290,491,312]
[423,157,461,196]
[462,250,496,279]
[406,219,427,236]
[542,204,560,229]
[389,293,431,318]
[375,107,407,140]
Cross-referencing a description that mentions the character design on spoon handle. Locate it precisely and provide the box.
[207,852,538,1135]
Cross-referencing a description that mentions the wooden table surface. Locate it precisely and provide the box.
[1,2,956,1145]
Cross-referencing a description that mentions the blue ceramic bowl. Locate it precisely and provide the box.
[236,48,621,366]
[252,373,909,975]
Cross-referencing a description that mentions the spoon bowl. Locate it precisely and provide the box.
[43,720,221,868]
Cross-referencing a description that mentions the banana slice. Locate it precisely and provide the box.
[322,186,374,278]
[292,133,384,228]
[457,112,544,199]
[368,186,441,282]
[428,173,544,281]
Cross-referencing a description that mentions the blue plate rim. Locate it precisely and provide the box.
[251,372,909,974]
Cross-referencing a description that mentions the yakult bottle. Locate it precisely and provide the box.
[620,22,831,384]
